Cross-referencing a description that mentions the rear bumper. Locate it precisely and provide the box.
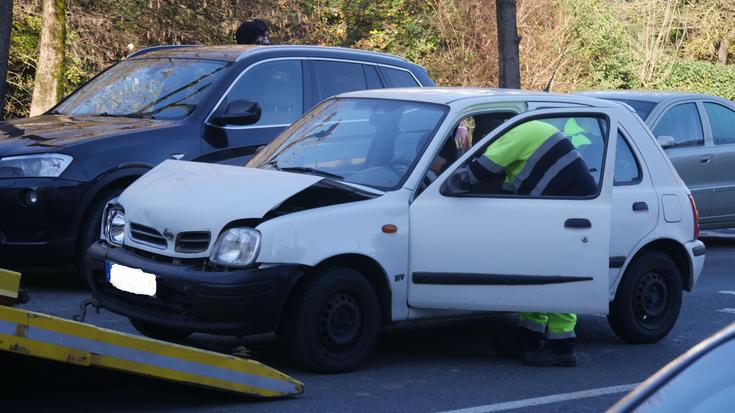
[85,241,305,335]
[686,239,706,289]
[0,178,87,268]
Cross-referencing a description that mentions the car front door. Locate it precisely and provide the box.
[702,101,735,226]
[200,59,307,165]
[408,108,616,314]
[651,102,713,219]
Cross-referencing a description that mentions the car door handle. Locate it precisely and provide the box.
[700,155,712,164]
[632,202,649,212]
[565,218,591,229]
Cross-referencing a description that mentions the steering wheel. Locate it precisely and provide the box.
[390,158,412,174]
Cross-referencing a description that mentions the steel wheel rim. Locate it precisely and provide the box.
[634,271,670,330]
[319,292,362,354]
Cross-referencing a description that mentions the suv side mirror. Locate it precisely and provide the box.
[212,100,262,126]
[657,135,675,149]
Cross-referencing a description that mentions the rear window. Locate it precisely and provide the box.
[609,99,657,120]
[381,67,420,87]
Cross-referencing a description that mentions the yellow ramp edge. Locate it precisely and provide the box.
[0,268,21,300]
[0,270,302,398]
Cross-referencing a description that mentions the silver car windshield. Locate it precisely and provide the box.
[249,98,449,191]
[53,58,230,120]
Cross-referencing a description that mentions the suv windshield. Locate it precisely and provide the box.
[53,58,230,120]
[249,98,448,191]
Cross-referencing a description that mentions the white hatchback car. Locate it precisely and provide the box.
[86,88,705,373]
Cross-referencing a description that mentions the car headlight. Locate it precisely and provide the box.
[209,228,261,267]
[0,153,73,178]
[102,203,125,246]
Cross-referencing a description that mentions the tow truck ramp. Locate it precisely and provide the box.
[0,268,303,398]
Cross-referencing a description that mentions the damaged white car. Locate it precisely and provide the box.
[86,88,705,372]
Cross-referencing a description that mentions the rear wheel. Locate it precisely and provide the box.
[130,318,192,341]
[288,267,380,373]
[608,251,682,343]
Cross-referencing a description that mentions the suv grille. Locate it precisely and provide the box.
[129,223,167,249]
[175,231,211,253]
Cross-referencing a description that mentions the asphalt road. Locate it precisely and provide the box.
[5,239,735,413]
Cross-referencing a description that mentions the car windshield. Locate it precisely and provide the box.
[53,58,230,120]
[608,98,657,120]
[249,98,448,191]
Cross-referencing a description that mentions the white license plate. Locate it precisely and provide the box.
[107,262,157,297]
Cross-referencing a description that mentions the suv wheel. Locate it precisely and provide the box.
[130,318,192,341]
[288,267,380,373]
[77,187,124,284]
[608,251,683,343]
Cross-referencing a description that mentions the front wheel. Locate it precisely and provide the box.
[608,251,683,343]
[288,267,380,373]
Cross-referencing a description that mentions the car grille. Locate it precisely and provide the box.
[129,223,167,249]
[175,231,211,253]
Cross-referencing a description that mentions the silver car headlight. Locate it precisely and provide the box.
[0,153,73,178]
[209,228,261,267]
[102,203,125,246]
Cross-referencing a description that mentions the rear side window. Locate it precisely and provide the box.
[223,60,303,126]
[381,67,420,87]
[704,103,735,145]
[614,132,642,185]
[313,61,367,101]
[652,103,704,148]
[364,65,383,89]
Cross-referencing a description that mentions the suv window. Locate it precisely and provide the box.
[381,67,420,87]
[652,103,704,148]
[223,60,303,126]
[704,102,735,145]
[313,60,367,101]
[614,132,642,185]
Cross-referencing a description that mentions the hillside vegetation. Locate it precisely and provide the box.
[4,0,734,119]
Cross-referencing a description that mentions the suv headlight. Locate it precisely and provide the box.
[102,202,125,246]
[209,228,261,267]
[0,153,73,178]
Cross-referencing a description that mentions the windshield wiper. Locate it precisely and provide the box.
[278,166,344,180]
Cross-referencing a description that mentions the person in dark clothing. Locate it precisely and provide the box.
[236,20,271,45]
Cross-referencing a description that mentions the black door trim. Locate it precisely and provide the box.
[609,256,626,268]
[412,272,593,285]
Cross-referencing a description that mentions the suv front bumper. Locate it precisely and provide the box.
[86,241,305,335]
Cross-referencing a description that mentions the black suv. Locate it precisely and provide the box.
[0,45,434,271]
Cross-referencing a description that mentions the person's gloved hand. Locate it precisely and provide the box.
[444,167,473,194]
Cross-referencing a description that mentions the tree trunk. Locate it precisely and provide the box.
[718,36,729,65]
[0,0,12,119]
[30,0,65,117]
[496,0,521,89]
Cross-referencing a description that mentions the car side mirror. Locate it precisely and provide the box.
[657,135,675,149]
[212,100,262,126]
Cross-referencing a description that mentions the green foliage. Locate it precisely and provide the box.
[4,8,41,118]
[562,0,640,90]
[653,58,735,100]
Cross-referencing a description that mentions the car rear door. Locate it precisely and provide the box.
[702,100,735,226]
[651,101,714,219]
[407,108,617,314]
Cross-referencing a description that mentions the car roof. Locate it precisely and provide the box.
[127,44,413,65]
[579,90,723,103]
[339,87,623,107]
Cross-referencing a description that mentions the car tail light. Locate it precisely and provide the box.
[689,195,700,239]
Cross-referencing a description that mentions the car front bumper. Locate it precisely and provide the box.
[0,178,88,268]
[85,241,306,335]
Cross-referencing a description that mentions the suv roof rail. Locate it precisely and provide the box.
[126,44,203,59]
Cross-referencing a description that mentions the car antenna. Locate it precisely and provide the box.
[543,64,560,92]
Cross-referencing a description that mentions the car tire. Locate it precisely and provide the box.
[288,267,380,373]
[77,187,124,284]
[608,251,683,344]
[130,318,192,341]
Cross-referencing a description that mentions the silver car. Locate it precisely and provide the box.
[583,91,735,229]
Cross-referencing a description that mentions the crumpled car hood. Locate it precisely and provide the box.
[119,160,322,256]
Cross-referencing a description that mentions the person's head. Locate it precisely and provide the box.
[235,20,270,45]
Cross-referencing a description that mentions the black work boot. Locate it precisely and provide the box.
[492,327,546,358]
[522,338,577,367]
